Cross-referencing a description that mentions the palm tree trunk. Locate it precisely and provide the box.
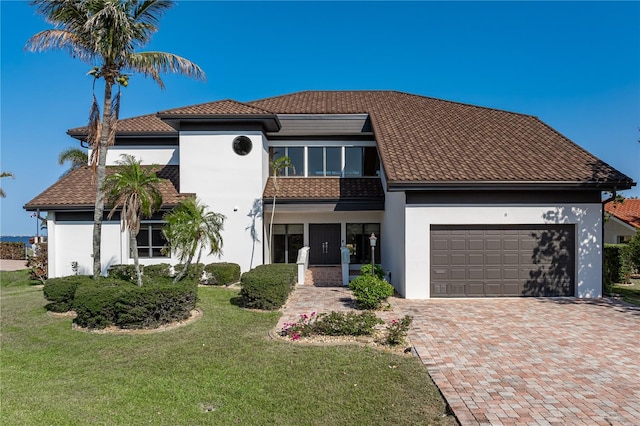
[130,230,143,287]
[173,246,196,284]
[92,80,113,278]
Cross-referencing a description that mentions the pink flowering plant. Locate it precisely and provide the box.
[386,315,413,346]
[281,312,318,340]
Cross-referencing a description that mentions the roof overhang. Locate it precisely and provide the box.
[263,199,384,212]
[157,114,281,132]
[386,180,637,192]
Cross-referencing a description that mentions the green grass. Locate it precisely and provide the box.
[1,270,455,425]
[611,278,640,306]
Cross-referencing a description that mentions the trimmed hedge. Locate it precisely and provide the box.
[604,244,625,290]
[43,275,92,312]
[107,264,140,282]
[349,274,394,310]
[143,263,172,279]
[0,242,26,260]
[203,262,241,285]
[240,264,297,310]
[73,278,198,329]
[175,263,205,282]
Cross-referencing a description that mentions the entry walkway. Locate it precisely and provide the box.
[278,285,640,425]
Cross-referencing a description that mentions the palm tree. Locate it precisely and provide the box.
[268,156,292,262]
[103,154,162,286]
[26,0,205,278]
[163,197,225,283]
[0,171,14,198]
[58,147,88,177]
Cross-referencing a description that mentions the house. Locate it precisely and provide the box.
[24,91,635,298]
[604,198,640,243]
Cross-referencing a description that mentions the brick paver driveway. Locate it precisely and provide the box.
[394,298,640,425]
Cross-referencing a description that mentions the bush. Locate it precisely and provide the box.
[175,263,205,282]
[240,264,296,310]
[604,244,625,291]
[26,243,48,284]
[349,274,394,310]
[281,311,384,340]
[0,242,26,260]
[203,262,241,285]
[107,264,140,282]
[386,315,413,346]
[360,263,385,279]
[620,230,640,281]
[73,278,198,329]
[143,263,172,279]
[43,275,92,312]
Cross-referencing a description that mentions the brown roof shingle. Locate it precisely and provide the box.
[263,177,384,201]
[157,99,273,116]
[605,199,640,229]
[249,91,633,187]
[24,165,189,210]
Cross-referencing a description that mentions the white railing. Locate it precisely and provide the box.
[296,246,310,285]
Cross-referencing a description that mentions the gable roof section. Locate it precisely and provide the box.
[24,165,189,211]
[157,99,273,116]
[68,114,176,139]
[605,199,640,229]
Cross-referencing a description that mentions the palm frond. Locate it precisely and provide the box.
[126,51,206,88]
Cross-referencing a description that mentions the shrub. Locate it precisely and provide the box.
[360,263,385,279]
[73,278,198,329]
[349,274,394,310]
[604,244,625,291]
[107,264,140,282]
[26,243,48,284]
[43,275,92,312]
[0,242,26,260]
[281,311,384,340]
[386,315,413,346]
[203,262,241,285]
[620,230,640,282]
[175,263,205,282]
[240,264,296,310]
[143,263,172,279]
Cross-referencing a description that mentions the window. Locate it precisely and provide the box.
[617,235,632,244]
[232,136,252,156]
[272,224,304,263]
[135,223,168,258]
[346,223,381,264]
[269,146,380,177]
[270,147,304,176]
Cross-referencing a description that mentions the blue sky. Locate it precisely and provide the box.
[1,1,639,236]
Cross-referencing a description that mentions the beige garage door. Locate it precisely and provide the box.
[431,225,575,297]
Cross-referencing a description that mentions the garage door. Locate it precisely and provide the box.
[431,225,575,297]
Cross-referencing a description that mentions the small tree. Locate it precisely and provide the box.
[268,156,292,261]
[163,197,225,283]
[103,155,163,286]
[620,230,640,283]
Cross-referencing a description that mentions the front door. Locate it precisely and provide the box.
[309,224,341,265]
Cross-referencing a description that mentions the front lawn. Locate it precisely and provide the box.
[611,278,640,307]
[0,270,455,425]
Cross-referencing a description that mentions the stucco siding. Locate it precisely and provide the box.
[404,203,603,299]
[382,190,406,296]
[179,131,266,272]
[603,217,636,243]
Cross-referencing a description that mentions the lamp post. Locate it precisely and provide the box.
[369,233,377,277]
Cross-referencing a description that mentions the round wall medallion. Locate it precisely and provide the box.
[232,136,252,156]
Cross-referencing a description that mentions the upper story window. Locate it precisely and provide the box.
[269,145,380,177]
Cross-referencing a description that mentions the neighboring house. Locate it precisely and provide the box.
[604,199,640,243]
[24,91,635,298]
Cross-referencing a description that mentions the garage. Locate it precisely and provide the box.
[430,225,575,297]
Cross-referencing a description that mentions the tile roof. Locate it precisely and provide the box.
[64,90,634,188]
[262,177,384,201]
[24,165,189,210]
[67,114,176,137]
[250,91,633,186]
[605,199,640,229]
[157,99,273,116]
